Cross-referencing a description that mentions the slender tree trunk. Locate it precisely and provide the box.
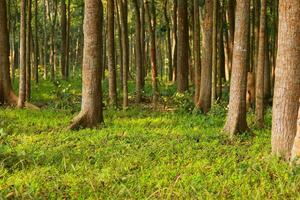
[212,0,218,103]
[25,0,32,100]
[197,0,213,113]
[115,0,123,90]
[255,0,266,128]
[227,0,235,79]
[133,0,143,103]
[18,0,27,107]
[140,0,146,87]
[69,0,104,130]
[119,0,129,108]
[43,0,47,79]
[176,0,189,93]
[66,0,71,79]
[271,0,300,160]
[164,0,172,82]
[61,0,67,79]
[217,1,224,100]
[171,0,177,82]
[193,0,201,103]
[263,26,271,102]
[223,0,250,136]
[145,0,158,104]
[107,0,117,106]
[34,0,39,83]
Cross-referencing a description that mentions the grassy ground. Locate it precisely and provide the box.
[1,78,300,199]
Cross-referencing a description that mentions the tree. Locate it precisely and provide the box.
[271,0,300,159]
[133,0,143,103]
[69,0,104,129]
[34,0,39,83]
[145,0,158,104]
[223,0,250,136]
[25,0,32,100]
[107,0,117,106]
[18,0,27,108]
[196,0,213,113]
[291,99,300,164]
[176,0,189,93]
[171,0,177,82]
[193,0,201,103]
[119,0,129,109]
[61,0,67,79]
[255,0,267,128]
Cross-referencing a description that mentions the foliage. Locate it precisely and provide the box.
[1,79,300,199]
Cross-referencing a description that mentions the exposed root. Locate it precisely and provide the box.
[5,92,40,110]
[68,112,87,130]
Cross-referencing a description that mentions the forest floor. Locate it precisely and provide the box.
[1,78,300,199]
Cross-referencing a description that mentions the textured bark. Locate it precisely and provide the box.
[223,0,250,136]
[226,0,235,79]
[164,0,172,82]
[34,0,39,83]
[18,0,27,108]
[176,0,189,93]
[25,0,31,100]
[119,0,129,108]
[217,2,224,100]
[69,0,103,130]
[43,0,47,79]
[211,0,218,103]
[197,0,213,113]
[145,0,158,104]
[193,0,201,103]
[271,0,300,159]
[66,0,70,79]
[133,0,142,103]
[140,0,146,87]
[61,0,67,79]
[291,100,300,164]
[255,0,266,128]
[107,0,117,106]
[264,27,271,102]
[171,0,177,82]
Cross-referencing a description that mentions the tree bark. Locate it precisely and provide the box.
[107,0,118,106]
[61,0,67,79]
[171,0,177,82]
[176,0,189,93]
[69,0,104,130]
[212,0,218,103]
[197,0,213,113]
[255,0,266,128]
[193,0,201,103]
[164,0,172,82]
[291,100,300,164]
[271,0,300,160]
[223,0,250,136]
[18,0,27,108]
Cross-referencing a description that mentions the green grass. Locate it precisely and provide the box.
[1,77,300,199]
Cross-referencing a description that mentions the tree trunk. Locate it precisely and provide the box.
[171,0,177,82]
[43,0,47,79]
[25,0,31,100]
[34,0,39,84]
[255,0,266,128]
[66,0,71,79]
[196,0,213,113]
[223,0,250,136]
[211,0,218,103]
[145,0,158,104]
[69,0,104,130]
[61,0,67,79]
[18,0,27,108]
[107,0,118,106]
[271,0,300,160]
[119,0,129,108]
[193,0,201,103]
[164,0,172,82]
[176,0,189,93]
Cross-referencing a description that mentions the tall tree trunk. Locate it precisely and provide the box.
[176,0,189,93]
[227,0,235,80]
[119,0,129,108]
[25,0,32,100]
[69,0,104,130]
[115,0,123,90]
[133,0,143,103]
[66,0,71,79]
[140,0,146,87]
[145,0,158,104]
[211,0,218,103]
[217,1,224,100]
[255,0,266,128]
[271,0,300,160]
[61,0,67,79]
[193,0,201,103]
[223,0,250,136]
[171,0,177,82]
[197,0,213,113]
[107,0,117,106]
[18,0,27,107]
[263,27,271,102]
[34,0,39,83]
[43,0,47,79]
[164,0,172,82]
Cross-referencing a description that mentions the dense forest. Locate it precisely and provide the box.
[0,0,300,198]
